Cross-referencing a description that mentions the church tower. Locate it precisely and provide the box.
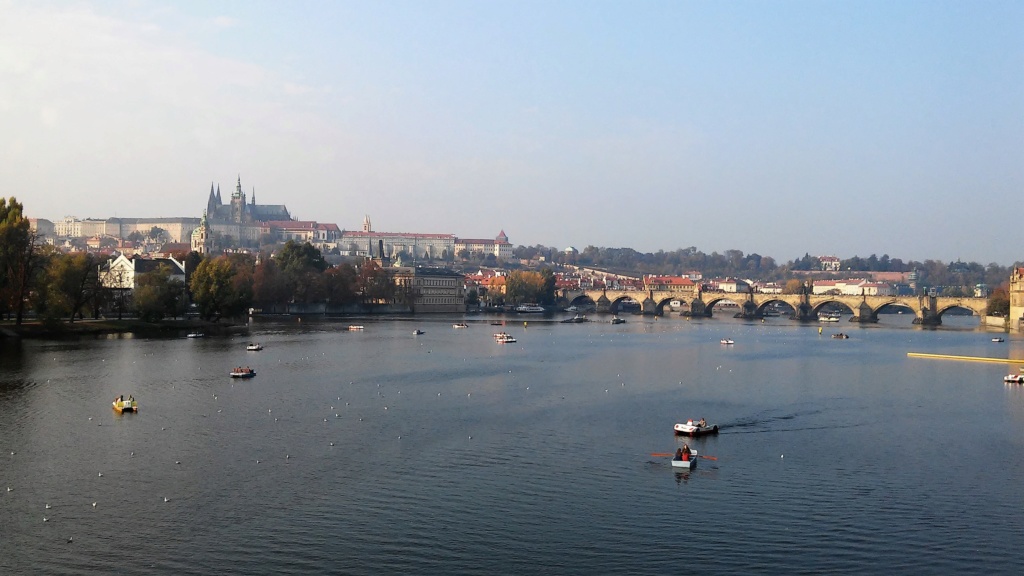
[231,175,248,223]
[191,211,211,254]
[206,183,218,216]
[363,215,372,232]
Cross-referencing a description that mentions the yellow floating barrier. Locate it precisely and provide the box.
[907,352,1024,365]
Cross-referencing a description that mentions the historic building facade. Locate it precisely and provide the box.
[339,216,456,261]
[391,266,466,313]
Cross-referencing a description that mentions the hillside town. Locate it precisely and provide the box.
[5,178,1023,330]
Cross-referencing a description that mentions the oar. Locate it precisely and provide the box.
[651,452,719,460]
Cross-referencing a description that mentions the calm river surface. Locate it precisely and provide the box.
[2,313,1023,574]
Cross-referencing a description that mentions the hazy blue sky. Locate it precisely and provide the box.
[2,1,1022,264]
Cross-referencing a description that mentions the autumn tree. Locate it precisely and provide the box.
[189,255,252,321]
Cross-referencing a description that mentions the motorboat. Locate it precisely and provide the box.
[230,368,256,378]
[818,312,841,323]
[671,448,699,470]
[246,343,263,351]
[561,314,589,323]
[186,332,204,338]
[831,333,849,339]
[413,329,425,335]
[495,333,517,344]
[610,317,626,325]
[347,325,364,331]
[1004,373,1024,384]
[515,304,545,313]
[992,337,1005,343]
[452,323,469,329]
[564,306,579,312]
[674,420,719,436]
[112,397,137,413]
[720,339,734,345]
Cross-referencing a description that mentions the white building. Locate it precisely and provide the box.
[99,254,187,290]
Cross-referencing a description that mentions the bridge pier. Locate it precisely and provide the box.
[912,296,942,326]
[687,297,707,317]
[642,296,658,316]
[852,301,878,323]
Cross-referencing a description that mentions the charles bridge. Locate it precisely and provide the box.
[562,288,989,325]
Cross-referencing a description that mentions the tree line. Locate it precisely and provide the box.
[514,244,1020,293]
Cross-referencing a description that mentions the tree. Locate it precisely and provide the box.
[147,226,166,241]
[357,260,395,304]
[988,285,1010,316]
[133,264,186,322]
[274,241,328,304]
[253,258,289,309]
[506,270,547,304]
[189,256,252,321]
[0,197,35,323]
[323,264,359,306]
[782,279,804,294]
[44,252,99,323]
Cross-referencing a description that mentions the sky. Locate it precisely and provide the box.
[1,0,1022,265]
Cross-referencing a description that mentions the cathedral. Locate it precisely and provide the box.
[205,176,291,226]
[192,176,293,252]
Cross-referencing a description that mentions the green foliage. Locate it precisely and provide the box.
[189,256,252,321]
[273,241,328,304]
[43,252,99,322]
[133,264,186,322]
[0,197,37,323]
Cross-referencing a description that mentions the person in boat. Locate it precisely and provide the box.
[698,418,706,427]
[128,395,134,402]
[681,444,691,460]
[674,448,683,461]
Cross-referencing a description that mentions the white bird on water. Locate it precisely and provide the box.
[164,497,170,502]
[92,502,97,507]
[45,504,51,509]
[98,472,103,477]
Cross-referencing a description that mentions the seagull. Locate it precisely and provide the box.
[67,537,73,543]
[45,504,51,509]
[329,442,334,446]
[175,461,181,465]
[43,517,48,522]
[98,472,103,477]
[92,502,97,507]
[163,497,170,502]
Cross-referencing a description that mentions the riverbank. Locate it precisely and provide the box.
[0,318,239,340]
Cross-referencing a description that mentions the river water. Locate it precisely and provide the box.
[2,313,1023,574]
